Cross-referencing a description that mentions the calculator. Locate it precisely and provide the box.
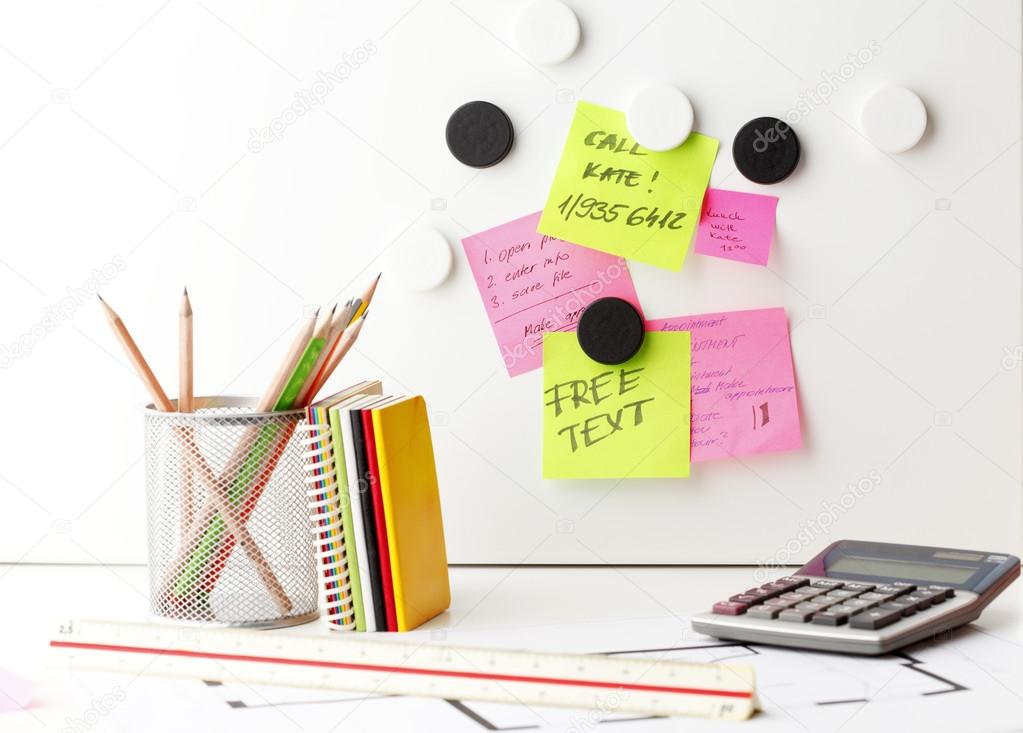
[691,540,1020,655]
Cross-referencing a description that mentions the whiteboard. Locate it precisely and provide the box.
[0,0,1019,565]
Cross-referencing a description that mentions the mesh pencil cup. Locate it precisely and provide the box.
[145,396,318,628]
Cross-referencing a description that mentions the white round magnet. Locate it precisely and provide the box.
[385,227,452,292]
[626,85,694,151]
[511,0,580,66]
[861,86,927,153]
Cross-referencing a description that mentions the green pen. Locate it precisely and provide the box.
[172,315,332,599]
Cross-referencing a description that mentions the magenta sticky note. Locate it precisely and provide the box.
[694,188,778,266]
[462,211,642,377]
[647,307,801,461]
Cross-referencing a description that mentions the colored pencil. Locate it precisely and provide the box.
[350,273,380,322]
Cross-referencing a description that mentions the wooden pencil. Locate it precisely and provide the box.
[296,304,347,407]
[178,287,194,535]
[350,272,380,322]
[98,295,292,614]
[176,307,320,567]
[98,295,173,411]
[179,288,193,413]
[308,313,367,401]
[256,308,319,412]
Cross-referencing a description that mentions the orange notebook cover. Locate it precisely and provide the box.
[371,396,450,631]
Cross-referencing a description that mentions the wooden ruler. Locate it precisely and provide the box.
[49,619,755,720]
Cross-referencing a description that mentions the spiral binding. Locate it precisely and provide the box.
[298,422,355,630]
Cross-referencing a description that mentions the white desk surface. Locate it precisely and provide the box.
[3,564,1021,731]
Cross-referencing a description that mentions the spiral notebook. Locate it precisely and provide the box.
[300,381,382,630]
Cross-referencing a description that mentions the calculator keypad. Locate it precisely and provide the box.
[711,576,955,629]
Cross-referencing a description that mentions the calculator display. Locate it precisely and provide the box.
[828,555,976,584]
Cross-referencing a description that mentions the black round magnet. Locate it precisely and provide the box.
[576,297,645,365]
[445,101,514,168]
[732,116,800,184]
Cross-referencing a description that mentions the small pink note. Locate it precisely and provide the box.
[462,211,642,377]
[0,668,33,713]
[694,188,778,266]
[647,307,801,461]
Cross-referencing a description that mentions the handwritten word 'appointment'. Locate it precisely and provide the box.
[545,368,653,452]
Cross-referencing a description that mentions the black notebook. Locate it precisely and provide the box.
[350,400,388,631]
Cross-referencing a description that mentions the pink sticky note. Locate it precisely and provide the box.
[0,668,33,713]
[647,307,801,461]
[462,211,642,376]
[694,188,778,266]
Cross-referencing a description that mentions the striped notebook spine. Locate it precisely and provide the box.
[298,420,355,630]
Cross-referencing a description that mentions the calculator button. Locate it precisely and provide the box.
[874,584,909,596]
[747,605,782,620]
[842,582,875,593]
[850,607,903,630]
[927,585,955,599]
[914,589,943,605]
[794,587,828,599]
[843,598,875,612]
[794,601,831,613]
[812,609,850,626]
[730,593,763,605]
[809,579,844,590]
[743,588,775,601]
[761,582,791,594]
[763,597,796,609]
[825,589,859,601]
[901,593,932,610]
[859,592,896,604]
[713,601,748,615]
[779,592,807,602]
[779,608,815,623]
[892,582,917,593]
[776,576,810,589]
[880,600,917,617]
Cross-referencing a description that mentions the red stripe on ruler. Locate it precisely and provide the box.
[50,640,752,700]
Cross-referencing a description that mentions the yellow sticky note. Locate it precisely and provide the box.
[543,332,691,478]
[538,101,718,271]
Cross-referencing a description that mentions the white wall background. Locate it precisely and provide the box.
[0,0,1019,566]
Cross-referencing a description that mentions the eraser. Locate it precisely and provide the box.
[861,87,927,153]
[576,297,644,365]
[511,0,580,66]
[385,227,453,292]
[626,85,694,151]
[446,101,514,168]
[732,116,800,184]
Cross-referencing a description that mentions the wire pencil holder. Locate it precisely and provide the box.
[144,396,318,628]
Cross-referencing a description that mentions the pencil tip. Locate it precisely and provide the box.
[183,286,188,296]
[96,294,104,302]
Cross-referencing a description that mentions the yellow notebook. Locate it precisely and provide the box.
[371,396,450,631]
